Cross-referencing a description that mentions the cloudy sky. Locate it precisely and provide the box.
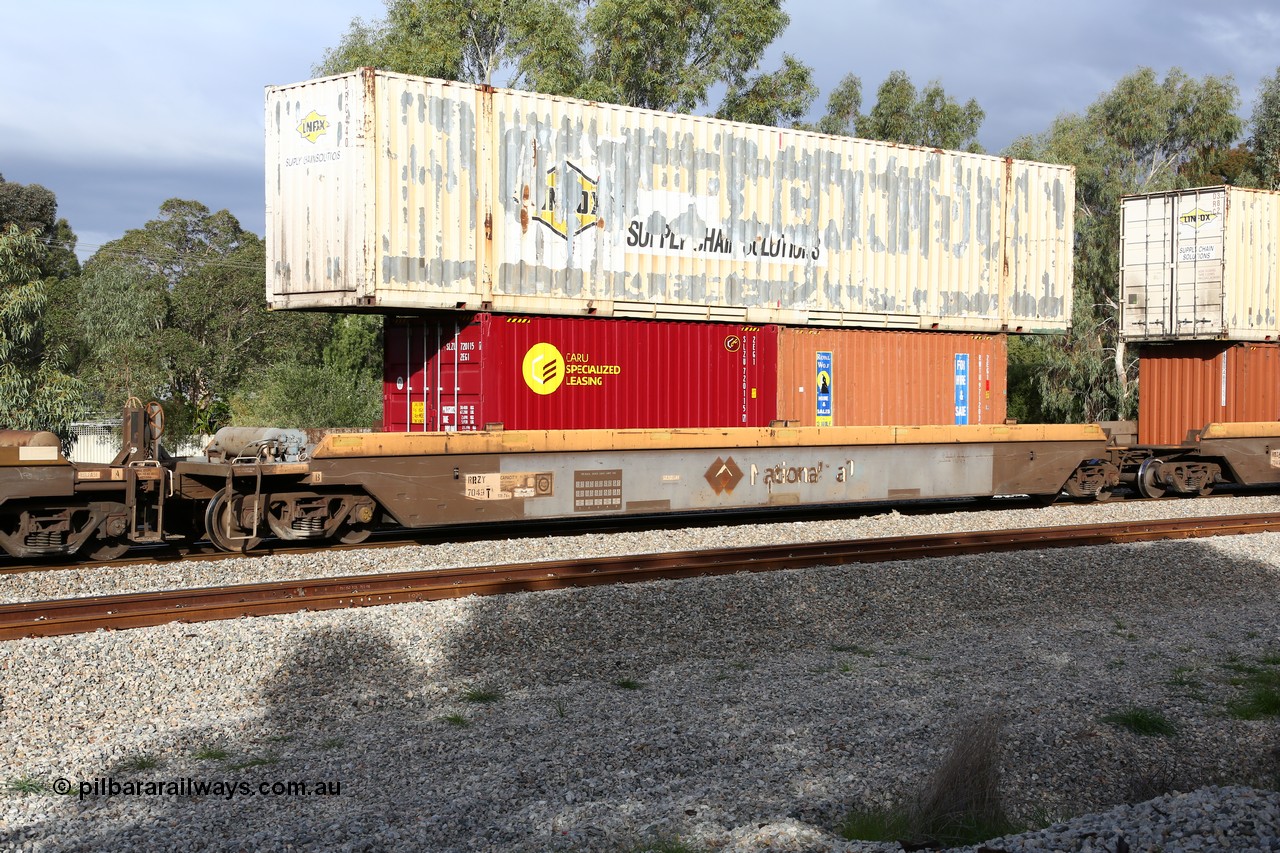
[3,0,1279,260]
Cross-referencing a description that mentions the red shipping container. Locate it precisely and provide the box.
[1138,341,1280,444]
[384,314,779,431]
[775,329,1007,426]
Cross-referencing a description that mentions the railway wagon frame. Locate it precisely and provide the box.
[175,424,1109,552]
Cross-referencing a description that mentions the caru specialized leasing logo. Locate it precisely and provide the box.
[522,343,564,395]
[296,110,330,143]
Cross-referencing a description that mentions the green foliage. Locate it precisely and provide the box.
[811,73,862,137]
[716,54,817,128]
[0,225,87,437]
[849,71,985,151]
[462,687,503,703]
[797,70,983,151]
[6,776,48,794]
[76,199,328,438]
[0,173,79,279]
[75,262,168,406]
[1010,298,1138,424]
[574,0,788,114]
[839,806,913,843]
[192,746,230,761]
[1224,655,1280,720]
[857,70,918,143]
[323,314,383,378]
[1100,707,1178,736]
[230,360,381,430]
[1249,68,1280,190]
[112,753,161,774]
[318,0,793,117]
[315,0,580,87]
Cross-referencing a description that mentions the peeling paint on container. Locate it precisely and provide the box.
[1137,341,1280,444]
[269,69,1074,332]
[1121,186,1280,341]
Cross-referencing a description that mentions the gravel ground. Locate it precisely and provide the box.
[2,497,1280,851]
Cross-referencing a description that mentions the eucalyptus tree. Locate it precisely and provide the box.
[0,225,85,437]
[317,0,798,117]
[78,200,329,437]
[1249,67,1280,190]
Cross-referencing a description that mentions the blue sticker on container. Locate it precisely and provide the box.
[816,351,833,427]
[954,353,969,425]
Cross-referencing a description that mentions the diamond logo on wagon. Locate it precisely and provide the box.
[705,456,744,495]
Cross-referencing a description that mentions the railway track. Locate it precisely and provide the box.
[4,512,1279,640]
[0,494,1062,575]
[5,487,1266,577]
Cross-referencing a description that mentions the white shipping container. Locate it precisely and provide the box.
[1120,186,1280,341]
[266,68,1074,333]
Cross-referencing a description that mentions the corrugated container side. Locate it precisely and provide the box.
[487,90,1069,330]
[1121,186,1280,341]
[1222,188,1280,336]
[383,314,778,431]
[368,74,483,304]
[1009,160,1075,328]
[268,69,1074,332]
[1137,341,1280,444]
[775,329,1007,427]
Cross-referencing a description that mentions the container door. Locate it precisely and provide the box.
[1170,188,1226,337]
[382,316,485,431]
[266,72,369,301]
[433,317,486,431]
[382,319,420,431]
[1120,194,1176,339]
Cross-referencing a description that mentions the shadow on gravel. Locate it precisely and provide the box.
[6,537,1280,851]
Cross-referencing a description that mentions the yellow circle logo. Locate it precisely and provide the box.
[522,343,564,395]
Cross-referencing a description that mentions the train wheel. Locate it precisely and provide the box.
[204,489,262,553]
[265,500,306,541]
[334,521,373,545]
[1063,478,1088,499]
[84,534,129,561]
[1137,459,1166,499]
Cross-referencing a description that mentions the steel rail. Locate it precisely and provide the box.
[4,512,1279,640]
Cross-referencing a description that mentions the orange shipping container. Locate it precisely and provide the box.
[1137,342,1280,444]
[775,329,1007,427]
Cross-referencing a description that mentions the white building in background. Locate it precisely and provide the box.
[67,420,207,463]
